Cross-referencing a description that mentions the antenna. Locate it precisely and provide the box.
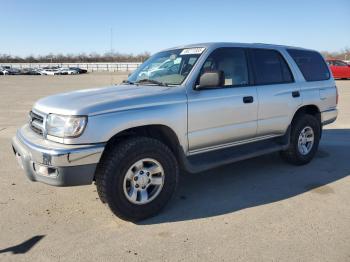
[110,27,113,54]
[110,27,114,85]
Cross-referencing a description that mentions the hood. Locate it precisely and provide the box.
[33,84,185,116]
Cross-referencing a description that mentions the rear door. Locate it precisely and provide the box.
[250,48,301,136]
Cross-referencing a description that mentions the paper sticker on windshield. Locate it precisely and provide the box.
[180,48,205,55]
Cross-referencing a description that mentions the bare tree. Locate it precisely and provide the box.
[321,47,350,60]
[0,51,150,63]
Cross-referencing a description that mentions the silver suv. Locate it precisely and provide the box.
[12,43,338,221]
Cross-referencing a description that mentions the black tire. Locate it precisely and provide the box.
[95,137,179,221]
[280,114,321,165]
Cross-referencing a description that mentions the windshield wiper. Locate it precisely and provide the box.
[135,79,168,86]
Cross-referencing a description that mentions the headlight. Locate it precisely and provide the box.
[46,114,87,138]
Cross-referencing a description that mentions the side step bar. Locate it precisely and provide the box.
[180,130,290,174]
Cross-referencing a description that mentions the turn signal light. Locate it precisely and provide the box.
[33,163,58,177]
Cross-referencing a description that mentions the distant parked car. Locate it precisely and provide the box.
[41,68,60,75]
[0,67,8,75]
[58,68,79,75]
[6,67,22,75]
[0,66,20,75]
[326,59,350,79]
[22,68,44,75]
[69,67,88,74]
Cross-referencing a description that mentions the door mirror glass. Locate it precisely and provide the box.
[198,70,224,89]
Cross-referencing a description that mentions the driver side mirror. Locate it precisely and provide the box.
[197,70,224,89]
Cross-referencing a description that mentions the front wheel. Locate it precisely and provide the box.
[95,137,179,221]
[280,114,321,165]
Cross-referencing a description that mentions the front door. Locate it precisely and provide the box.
[187,48,258,153]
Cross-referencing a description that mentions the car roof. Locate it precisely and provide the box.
[161,42,315,52]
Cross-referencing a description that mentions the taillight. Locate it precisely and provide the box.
[336,85,339,105]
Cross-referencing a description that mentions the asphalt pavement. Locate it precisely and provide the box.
[0,74,349,262]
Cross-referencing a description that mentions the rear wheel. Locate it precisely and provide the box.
[280,114,320,165]
[95,137,178,221]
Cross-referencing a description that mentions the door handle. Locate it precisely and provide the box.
[292,91,300,98]
[243,96,254,103]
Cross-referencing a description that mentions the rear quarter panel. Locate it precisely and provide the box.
[298,79,337,114]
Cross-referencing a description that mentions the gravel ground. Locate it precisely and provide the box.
[0,73,349,262]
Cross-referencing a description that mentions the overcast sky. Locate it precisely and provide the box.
[1,0,349,56]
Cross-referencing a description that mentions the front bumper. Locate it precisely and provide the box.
[12,125,105,186]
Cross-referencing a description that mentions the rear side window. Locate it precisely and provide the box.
[333,60,348,66]
[287,49,330,81]
[251,49,294,85]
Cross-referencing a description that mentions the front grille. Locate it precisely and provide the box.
[29,110,45,136]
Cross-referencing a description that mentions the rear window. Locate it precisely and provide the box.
[287,49,330,81]
[251,49,294,85]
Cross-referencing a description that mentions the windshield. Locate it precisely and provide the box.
[128,48,205,85]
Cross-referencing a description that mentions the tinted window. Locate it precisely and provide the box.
[200,48,249,86]
[287,49,330,81]
[251,49,293,85]
[333,60,348,66]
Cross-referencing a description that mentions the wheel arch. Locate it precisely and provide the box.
[102,124,183,163]
[291,104,322,136]
[292,104,321,124]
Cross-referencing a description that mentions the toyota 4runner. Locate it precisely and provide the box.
[12,43,338,221]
